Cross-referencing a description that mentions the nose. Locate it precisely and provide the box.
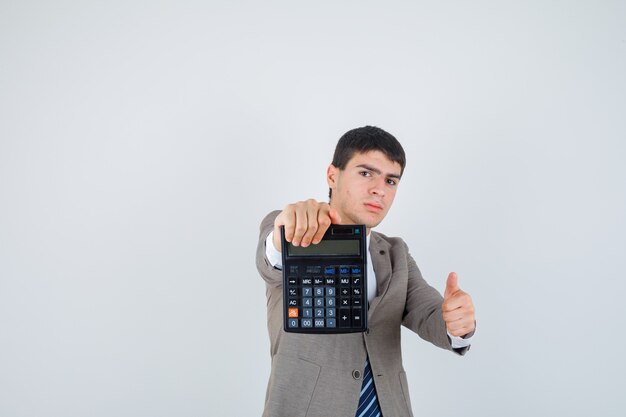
[370,177,386,197]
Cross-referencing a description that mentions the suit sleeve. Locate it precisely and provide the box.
[401,241,470,356]
[255,210,283,288]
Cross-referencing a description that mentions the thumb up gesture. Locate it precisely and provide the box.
[442,272,476,338]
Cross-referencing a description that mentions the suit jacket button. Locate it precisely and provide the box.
[352,369,361,380]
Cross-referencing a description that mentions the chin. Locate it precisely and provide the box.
[366,221,382,229]
[358,214,384,229]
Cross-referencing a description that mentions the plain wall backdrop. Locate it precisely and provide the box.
[1,1,625,416]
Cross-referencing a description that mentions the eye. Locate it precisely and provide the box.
[386,178,398,186]
[359,171,371,177]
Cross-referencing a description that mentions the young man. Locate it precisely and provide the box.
[256,126,476,417]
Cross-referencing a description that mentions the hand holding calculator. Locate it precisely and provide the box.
[281,224,368,334]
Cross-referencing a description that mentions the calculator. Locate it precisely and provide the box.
[281,224,368,334]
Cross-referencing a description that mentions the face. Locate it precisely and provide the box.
[327,150,402,233]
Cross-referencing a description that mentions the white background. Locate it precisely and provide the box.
[1,1,625,416]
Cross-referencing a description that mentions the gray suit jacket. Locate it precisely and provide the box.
[256,211,468,417]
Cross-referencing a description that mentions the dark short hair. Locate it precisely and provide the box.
[329,126,406,199]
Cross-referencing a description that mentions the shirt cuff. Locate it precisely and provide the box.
[265,231,283,270]
[448,330,473,349]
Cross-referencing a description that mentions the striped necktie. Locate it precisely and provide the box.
[356,357,382,417]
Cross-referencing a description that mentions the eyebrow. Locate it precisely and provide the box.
[356,164,402,180]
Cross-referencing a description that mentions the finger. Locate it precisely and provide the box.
[443,303,474,320]
[444,310,475,329]
[442,292,473,312]
[329,207,342,224]
[279,207,297,243]
[312,205,332,244]
[451,317,475,333]
[301,202,322,247]
[442,309,465,323]
[291,201,309,246]
[447,322,474,337]
[445,314,474,330]
[444,272,460,299]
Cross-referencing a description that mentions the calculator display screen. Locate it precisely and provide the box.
[287,239,360,256]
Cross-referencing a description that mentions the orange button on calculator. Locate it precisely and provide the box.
[288,308,299,318]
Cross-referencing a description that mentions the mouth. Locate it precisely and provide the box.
[364,202,384,213]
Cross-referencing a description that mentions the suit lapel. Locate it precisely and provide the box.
[368,232,392,319]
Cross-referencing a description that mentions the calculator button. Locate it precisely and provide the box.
[324,266,336,275]
[303,298,312,307]
[339,277,350,286]
[314,287,324,297]
[352,308,363,327]
[339,309,351,327]
[326,308,335,317]
[302,319,313,328]
[288,288,299,297]
[326,287,336,297]
[340,298,350,307]
[327,318,336,328]
[352,297,362,306]
[326,297,336,307]
[302,308,313,318]
[288,299,298,307]
[306,266,322,274]
[325,277,336,285]
[302,287,313,297]
[314,298,325,307]
[301,277,312,285]
[339,266,350,275]
[315,308,324,317]
[288,308,299,318]
[340,288,350,296]
[288,318,299,328]
[351,267,362,275]
[314,318,325,328]
[352,277,361,286]
[352,288,361,296]
[288,277,297,285]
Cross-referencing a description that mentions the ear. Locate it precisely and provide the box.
[327,164,338,189]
